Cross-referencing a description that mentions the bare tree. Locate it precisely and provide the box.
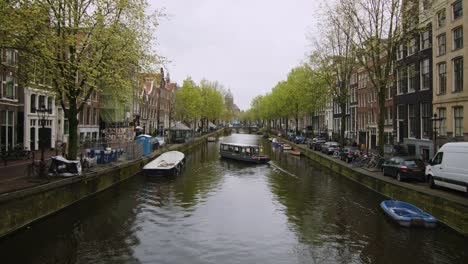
[312,5,357,146]
[336,0,405,155]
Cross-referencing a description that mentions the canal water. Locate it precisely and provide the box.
[1,133,467,264]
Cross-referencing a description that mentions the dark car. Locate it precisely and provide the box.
[294,136,306,144]
[340,147,360,162]
[382,156,426,181]
[309,138,326,151]
[321,142,340,155]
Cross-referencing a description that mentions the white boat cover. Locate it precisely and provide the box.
[143,151,185,170]
[48,156,82,177]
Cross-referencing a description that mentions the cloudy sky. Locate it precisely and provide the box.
[150,0,321,110]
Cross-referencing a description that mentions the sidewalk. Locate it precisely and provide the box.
[0,150,65,194]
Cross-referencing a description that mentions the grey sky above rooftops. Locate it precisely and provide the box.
[151,0,320,110]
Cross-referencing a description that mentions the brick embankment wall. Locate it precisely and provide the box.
[0,130,224,239]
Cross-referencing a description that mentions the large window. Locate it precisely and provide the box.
[437,9,446,28]
[397,44,404,60]
[38,95,45,109]
[408,38,418,55]
[453,57,463,92]
[397,67,408,94]
[438,108,447,136]
[453,27,463,50]
[4,75,15,99]
[421,103,431,139]
[30,94,36,113]
[454,107,464,137]
[420,59,430,90]
[0,111,14,150]
[408,104,416,138]
[421,30,431,50]
[437,33,446,56]
[453,0,463,20]
[408,64,417,92]
[437,62,447,94]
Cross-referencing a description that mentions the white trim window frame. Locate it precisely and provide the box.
[420,59,430,91]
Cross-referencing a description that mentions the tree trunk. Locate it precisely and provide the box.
[378,86,386,156]
[68,105,79,160]
[340,102,347,146]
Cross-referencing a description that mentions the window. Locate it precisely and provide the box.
[453,0,463,20]
[432,152,443,165]
[397,44,404,60]
[420,59,430,90]
[397,67,408,94]
[437,33,446,56]
[5,49,17,66]
[386,81,393,99]
[454,107,463,137]
[4,75,15,99]
[453,27,463,50]
[421,30,431,50]
[38,95,45,109]
[47,97,53,114]
[408,38,418,55]
[408,64,417,92]
[30,94,36,113]
[408,104,416,138]
[437,63,447,94]
[0,110,14,150]
[438,108,447,136]
[453,57,463,92]
[437,9,446,28]
[421,103,431,139]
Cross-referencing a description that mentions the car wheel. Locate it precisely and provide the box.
[396,171,402,182]
[428,175,436,189]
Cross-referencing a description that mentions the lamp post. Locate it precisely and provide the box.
[431,113,444,157]
[35,104,50,178]
[366,125,370,155]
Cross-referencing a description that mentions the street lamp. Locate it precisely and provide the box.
[366,125,370,155]
[35,104,50,178]
[431,113,444,157]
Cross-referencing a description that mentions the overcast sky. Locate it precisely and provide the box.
[150,0,321,110]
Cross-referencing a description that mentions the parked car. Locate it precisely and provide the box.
[294,135,306,144]
[321,142,340,155]
[426,142,468,193]
[382,156,425,181]
[309,138,326,151]
[339,147,360,162]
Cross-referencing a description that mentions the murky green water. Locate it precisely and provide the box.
[0,133,467,264]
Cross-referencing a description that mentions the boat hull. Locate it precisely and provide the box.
[220,152,270,164]
[380,200,437,228]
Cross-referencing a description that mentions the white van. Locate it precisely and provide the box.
[426,142,468,193]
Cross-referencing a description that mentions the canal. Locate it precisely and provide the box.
[0,133,467,263]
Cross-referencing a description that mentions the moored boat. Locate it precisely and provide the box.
[207,137,216,142]
[220,142,270,163]
[288,150,301,156]
[282,144,292,150]
[380,200,437,228]
[143,151,185,176]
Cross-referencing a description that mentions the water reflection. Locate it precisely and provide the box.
[0,133,466,263]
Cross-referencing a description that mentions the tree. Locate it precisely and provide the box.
[337,0,404,155]
[174,77,202,128]
[1,0,162,159]
[310,5,357,146]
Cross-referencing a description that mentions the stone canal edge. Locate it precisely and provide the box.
[0,132,467,238]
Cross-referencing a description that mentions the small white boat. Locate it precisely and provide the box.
[143,151,185,176]
[282,144,292,150]
[207,137,216,142]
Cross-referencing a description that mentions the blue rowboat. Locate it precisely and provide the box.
[380,200,437,228]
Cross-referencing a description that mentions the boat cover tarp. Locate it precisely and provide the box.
[48,156,82,177]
